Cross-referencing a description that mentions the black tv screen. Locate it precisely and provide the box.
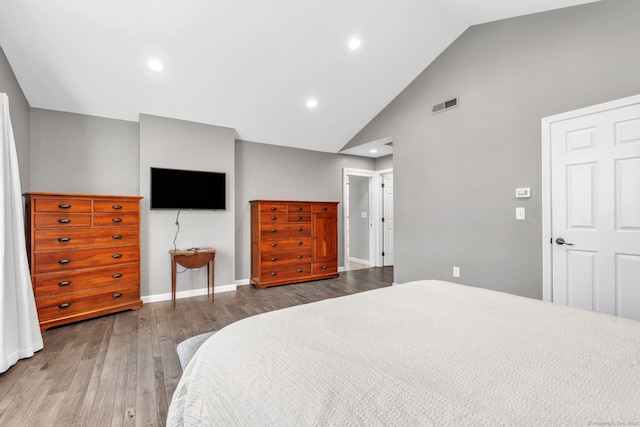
[150,167,226,210]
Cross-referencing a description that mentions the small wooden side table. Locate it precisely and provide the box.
[169,248,216,306]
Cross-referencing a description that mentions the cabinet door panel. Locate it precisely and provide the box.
[313,212,338,262]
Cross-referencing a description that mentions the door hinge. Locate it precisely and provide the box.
[382,251,385,257]
[381,217,385,222]
[381,183,385,188]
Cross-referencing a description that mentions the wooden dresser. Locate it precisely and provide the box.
[23,192,143,331]
[250,200,339,289]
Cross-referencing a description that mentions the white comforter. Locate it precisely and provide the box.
[167,280,640,426]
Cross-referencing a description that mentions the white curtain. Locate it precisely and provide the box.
[0,93,43,373]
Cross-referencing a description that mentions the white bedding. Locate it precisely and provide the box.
[167,280,640,426]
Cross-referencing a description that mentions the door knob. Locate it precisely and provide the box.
[555,238,574,246]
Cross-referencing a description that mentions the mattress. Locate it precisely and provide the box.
[167,280,640,426]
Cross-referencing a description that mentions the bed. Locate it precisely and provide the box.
[167,280,640,426]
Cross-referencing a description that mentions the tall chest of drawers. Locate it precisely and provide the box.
[23,192,143,331]
[250,200,339,289]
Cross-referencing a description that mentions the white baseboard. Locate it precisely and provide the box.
[235,278,250,286]
[141,283,237,304]
[347,257,371,265]
[338,266,346,272]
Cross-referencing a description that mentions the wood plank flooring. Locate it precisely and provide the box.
[0,267,393,427]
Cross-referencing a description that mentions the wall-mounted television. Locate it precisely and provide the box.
[150,167,226,210]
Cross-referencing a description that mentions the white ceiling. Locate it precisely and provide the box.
[0,0,598,155]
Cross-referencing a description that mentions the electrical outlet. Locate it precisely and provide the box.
[516,207,525,220]
[453,266,460,278]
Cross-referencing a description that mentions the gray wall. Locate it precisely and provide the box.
[0,46,30,190]
[140,114,236,297]
[348,176,370,261]
[375,155,393,171]
[346,0,640,299]
[29,109,139,194]
[235,139,375,279]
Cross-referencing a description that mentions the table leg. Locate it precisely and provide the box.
[211,260,216,302]
[171,256,177,307]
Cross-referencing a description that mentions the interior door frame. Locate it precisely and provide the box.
[342,168,386,268]
[541,93,640,303]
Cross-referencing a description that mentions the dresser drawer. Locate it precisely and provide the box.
[312,203,337,213]
[260,223,311,238]
[287,213,311,222]
[34,227,139,251]
[313,261,338,274]
[34,213,92,228]
[287,203,311,214]
[260,237,311,252]
[34,264,140,298]
[260,250,311,265]
[259,203,287,213]
[35,283,140,322]
[260,213,287,223]
[94,200,139,213]
[34,198,91,213]
[260,263,311,282]
[34,246,139,274]
[93,213,139,227]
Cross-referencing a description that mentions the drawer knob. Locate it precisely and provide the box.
[297,241,303,245]
[58,237,71,242]
[297,216,303,220]
[322,265,328,270]
[297,228,303,232]
[58,204,71,209]
[112,253,123,259]
[271,272,277,276]
[271,257,277,261]
[58,303,71,309]
[297,268,303,273]
[322,207,328,211]
[58,281,71,287]
[271,216,277,220]
[58,218,71,224]
[112,292,123,298]
[297,255,303,259]
[270,207,277,211]
[58,259,71,265]
[271,229,277,233]
[112,234,123,239]
[297,207,302,211]
[112,205,123,210]
[112,218,123,223]
[271,243,277,247]
[112,273,123,279]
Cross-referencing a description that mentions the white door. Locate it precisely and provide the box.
[546,98,640,320]
[383,173,394,266]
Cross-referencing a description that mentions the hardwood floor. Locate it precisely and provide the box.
[0,267,393,427]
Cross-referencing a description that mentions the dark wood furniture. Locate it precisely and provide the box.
[250,200,339,289]
[169,248,216,306]
[23,192,143,331]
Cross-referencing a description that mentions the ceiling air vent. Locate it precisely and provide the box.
[432,96,459,114]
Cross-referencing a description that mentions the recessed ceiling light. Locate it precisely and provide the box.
[148,58,164,72]
[348,38,362,51]
[306,98,318,109]
[369,149,378,153]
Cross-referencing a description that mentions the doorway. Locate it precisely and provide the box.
[342,168,393,271]
[542,94,640,320]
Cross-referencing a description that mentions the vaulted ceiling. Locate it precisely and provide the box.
[0,0,599,154]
